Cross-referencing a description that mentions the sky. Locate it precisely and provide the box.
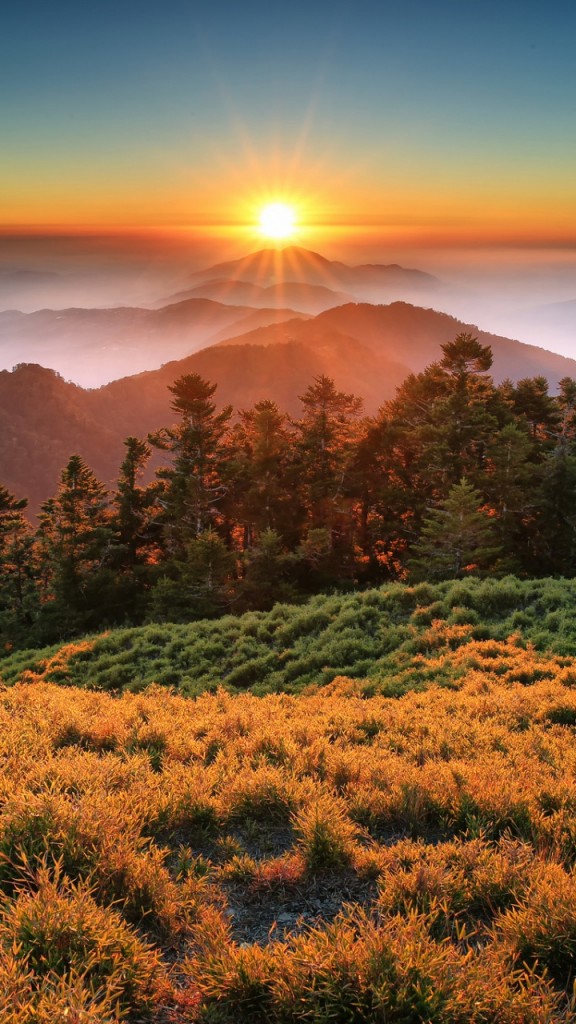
[2,0,576,249]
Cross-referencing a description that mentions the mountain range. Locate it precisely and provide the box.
[0,299,309,387]
[0,246,443,386]
[188,246,438,292]
[5,293,576,513]
[216,301,576,385]
[2,245,576,512]
[160,278,355,315]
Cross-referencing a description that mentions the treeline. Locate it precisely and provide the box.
[1,332,576,649]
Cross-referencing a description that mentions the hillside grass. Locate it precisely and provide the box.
[2,664,576,1019]
[5,577,576,1018]
[4,575,576,695]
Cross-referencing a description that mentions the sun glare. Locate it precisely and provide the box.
[258,202,297,240]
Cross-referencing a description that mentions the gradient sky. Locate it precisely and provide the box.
[3,0,576,246]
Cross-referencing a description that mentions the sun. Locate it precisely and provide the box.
[258,202,297,240]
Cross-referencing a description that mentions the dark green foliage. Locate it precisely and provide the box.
[408,478,502,581]
[149,530,236,622]
[4,342,576,652]
[0,485,39,648]
[239,529,299,610]
[35,456,115,638]
[7,575,576,695]
[149,373,233,554]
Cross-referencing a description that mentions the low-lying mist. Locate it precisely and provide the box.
[1,233,574,387]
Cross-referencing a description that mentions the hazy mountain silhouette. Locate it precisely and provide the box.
[207,307,312,343]
[162,277,354,314]
[214,301,576,388]
[191,246,442,303]
[0,249,442,388]
[0,298,308,387]
[6,297,576,512]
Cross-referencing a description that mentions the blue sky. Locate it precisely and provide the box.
[2,0,576,242]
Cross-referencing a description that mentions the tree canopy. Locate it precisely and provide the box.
[2,338,576,649]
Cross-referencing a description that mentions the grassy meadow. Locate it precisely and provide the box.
[3,578,576,1020]
[5,576,576,696]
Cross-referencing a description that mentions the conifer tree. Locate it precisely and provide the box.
[409,478,501,581]
[239,528,298,609]
[108,437,160,620]
[294,376,363,581]
[149,374,232,555]
[37,455,114,633]
[149,530,235,622]
[535,378,576,575]
[350,415,415,582]
[485,421,540,571]
[386,334,501,497]
[0,485,38,646]
[226,400,300,549]
[114,437,158,568]
[511,376,560,441]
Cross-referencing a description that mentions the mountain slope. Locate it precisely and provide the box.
[0,331,410,511]
[86,333,409,436]
[4,300,576,512]
[162,277,353,314]
[0,298,309,387]
[0,364,121,511]
[191,245,442,302]
[215,301,576,386]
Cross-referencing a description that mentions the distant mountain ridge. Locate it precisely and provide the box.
[213,300,576,388]
[191,245,441,299]
[0,298,309,387]
[161,277,355,314]
[4,299,576,514]
[0,246,443,386]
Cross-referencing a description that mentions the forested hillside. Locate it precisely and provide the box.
[3,298,576,513]
[2,333,576,651]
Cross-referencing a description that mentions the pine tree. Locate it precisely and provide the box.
[106,437,161,621]
[114,437,159,567]
[349,415,415,582]
[294,376,363,582]
[0,485,38,647]
[226,400,300,549]
[408,478,502,581]
[386,334,501,497]
[511,376,560,440]
[485,421,541,571]
[148,530,236,622]
[534,379,576,575]
[37,455,114,634]
[239,528,298,610]
[149,374,232,555]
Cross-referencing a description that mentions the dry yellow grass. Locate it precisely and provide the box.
[1,644,576,1019]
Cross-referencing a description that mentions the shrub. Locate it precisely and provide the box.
[495,863,576,986]
[0,870,163,1014]
[292,795,360,874]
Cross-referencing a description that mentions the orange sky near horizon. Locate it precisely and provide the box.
[4,0,576,252]
[3,147,575,249]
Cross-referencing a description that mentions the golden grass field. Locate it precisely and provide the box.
[3,627,576,1020]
